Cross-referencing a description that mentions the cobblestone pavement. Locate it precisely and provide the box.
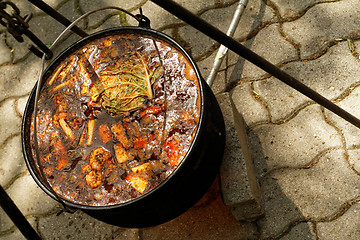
[1,0,360,239]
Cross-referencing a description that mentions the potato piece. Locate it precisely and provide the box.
[89,147,111,171]
[131,162,151,173]
[125,175,147,193]
[59,118,74,141]
[114,143,131,164]
[111,122,131,148]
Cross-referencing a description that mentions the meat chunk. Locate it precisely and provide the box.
[123,121,141,138]
[82,164,92,174]
[133,136,147,149]
[89,147,111,171]
[98,124,112,143]
[85,171,103,188]
[164,137,183,166]
[139,104,165,117]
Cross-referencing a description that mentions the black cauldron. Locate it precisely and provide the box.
[22,26,225,228]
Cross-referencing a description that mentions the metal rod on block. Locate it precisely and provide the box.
[0,185,41,240]
[27,0,88,38]
[150,0,360,129]
[206,0,248,87]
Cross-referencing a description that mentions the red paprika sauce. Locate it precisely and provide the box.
[30,32,201,206]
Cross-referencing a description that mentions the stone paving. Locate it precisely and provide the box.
[0,0,360,239]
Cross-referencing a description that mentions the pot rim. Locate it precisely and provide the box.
[22,26,206,210]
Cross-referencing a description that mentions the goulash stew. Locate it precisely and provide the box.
[30,32,201,206]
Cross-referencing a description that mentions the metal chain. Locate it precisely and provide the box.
[0,0,52,58]
[0,1,29,41]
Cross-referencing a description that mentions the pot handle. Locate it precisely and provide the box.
[32,7,151,213]
[135,8,151,28]
[50,7,150,54]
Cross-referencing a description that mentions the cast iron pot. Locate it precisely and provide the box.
[22,26,225,228]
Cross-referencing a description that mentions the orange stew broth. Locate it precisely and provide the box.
[30,32,201,206]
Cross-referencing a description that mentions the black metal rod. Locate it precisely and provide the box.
[23,28,53,59]
[27,0,88,38]
[150,0,360,129]
[0,185,41,240]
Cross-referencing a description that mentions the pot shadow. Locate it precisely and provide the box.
[140,176,260,240]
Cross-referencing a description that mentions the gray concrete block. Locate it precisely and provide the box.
[217,92,264,222]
